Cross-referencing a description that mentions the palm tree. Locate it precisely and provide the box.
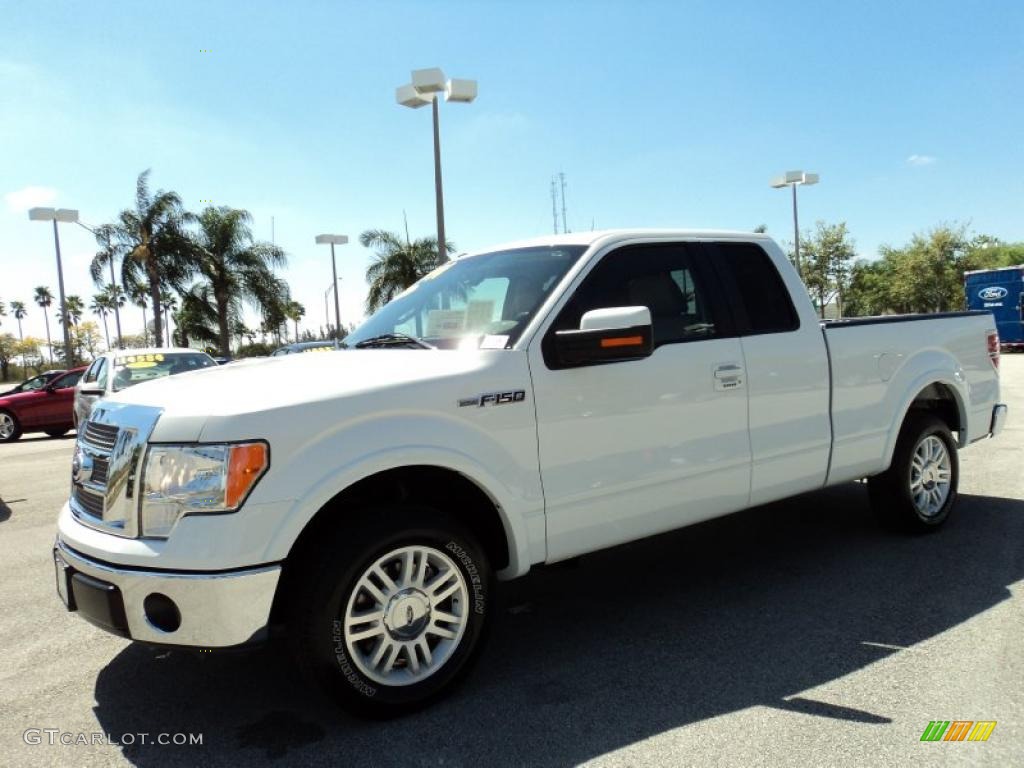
[88,223,125,349]
[104,283,127,349]
[189,206,287,356]
[34,286,54,363]
[129,284,149,345]
[10,301,27,371]
[286,300,305,342]
[11,301,26,340]
[90,292,111,350]
[160,290,178,347]
[173,284,219,348]
[105,170,196,348]
[59,295,84,364]
[360,229,452,313]
[61,295,84,327]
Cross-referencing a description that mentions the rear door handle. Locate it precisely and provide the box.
[714,363,744,391]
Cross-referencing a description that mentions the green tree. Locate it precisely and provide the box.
[189,206,288,356]
[0,333,15,381]
[286,300,305,342]
[160,289,178,347]
[128,284,150,345]
[360,229,453,313]
[10,301,26,340]
[172,285,219,348]
[800,222,857,318]
[33,286,54,363]
[105,170,196,349]
[90,292,111,350]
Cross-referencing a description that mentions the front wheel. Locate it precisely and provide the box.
[0,410,22,443]
[288,506,491,717]
[868,412,959,532]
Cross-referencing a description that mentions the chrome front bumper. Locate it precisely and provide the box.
[54,539,280,648]
[991,403,1008,437]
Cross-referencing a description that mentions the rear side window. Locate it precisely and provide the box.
[712,242,799,334]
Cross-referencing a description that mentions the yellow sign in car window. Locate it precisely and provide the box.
[115,353,165,366]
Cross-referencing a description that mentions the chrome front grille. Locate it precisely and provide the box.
[82,422,119,451]
[73,487,104,517]
[91,456,109,486]
[69,403,163,539]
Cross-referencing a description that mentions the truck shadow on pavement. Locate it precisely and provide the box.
[92,484,1024,767]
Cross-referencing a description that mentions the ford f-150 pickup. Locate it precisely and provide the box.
[52,230,1008,716]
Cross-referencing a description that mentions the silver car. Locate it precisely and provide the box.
[74,348,217,427]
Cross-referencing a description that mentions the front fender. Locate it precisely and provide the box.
[257,413,545,580]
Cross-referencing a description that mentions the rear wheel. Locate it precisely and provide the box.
[868,412,958,532]
[287,505,492,717]
[0,410,21,443]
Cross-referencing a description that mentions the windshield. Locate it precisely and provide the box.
[112,352,217,391]
[344,246,585,350]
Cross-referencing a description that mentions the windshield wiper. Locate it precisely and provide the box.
[352,333,435,349]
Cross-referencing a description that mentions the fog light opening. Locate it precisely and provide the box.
[144,593,181,633]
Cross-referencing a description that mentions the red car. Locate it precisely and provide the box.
[0,366,86,443]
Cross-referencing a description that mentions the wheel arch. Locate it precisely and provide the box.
[269,463,524,625]
[883,375,967,471]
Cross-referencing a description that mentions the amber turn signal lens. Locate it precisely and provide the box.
[226,443,269,508]
[600,335,643,348]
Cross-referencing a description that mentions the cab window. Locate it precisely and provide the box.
[546,242,726,354]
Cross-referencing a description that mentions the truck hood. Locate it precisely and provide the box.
[103,349,502,441]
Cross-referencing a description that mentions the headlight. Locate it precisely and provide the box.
[140,442,269,538]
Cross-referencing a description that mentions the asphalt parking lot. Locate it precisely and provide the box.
[1,357,1021,768]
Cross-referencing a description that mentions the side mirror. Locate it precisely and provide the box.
[552,306,653,368]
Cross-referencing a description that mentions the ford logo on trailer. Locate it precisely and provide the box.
[978,286,1008,301]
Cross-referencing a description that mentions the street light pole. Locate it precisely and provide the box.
[331,243,342,346]
[29,207,78,365]
[51,219,73,365]
[397,68,478,264]
[770,170,819,278]
[316,235,349,348]
[431,95,447,263]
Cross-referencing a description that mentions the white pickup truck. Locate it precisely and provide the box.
[53,230,1007,716]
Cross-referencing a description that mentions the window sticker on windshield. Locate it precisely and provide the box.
[465,300,496,331]
[426,309,465,338]
[125,361,158,369]
[479,334,510,349]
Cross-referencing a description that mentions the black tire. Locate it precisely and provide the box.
[868,412,959,533]
[44,427,70,438]
[0,410,22,443]
[287,505,492,718]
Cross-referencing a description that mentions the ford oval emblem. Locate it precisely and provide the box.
[978,286,1008,301]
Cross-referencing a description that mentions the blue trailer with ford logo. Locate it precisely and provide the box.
[965,266,1024,350]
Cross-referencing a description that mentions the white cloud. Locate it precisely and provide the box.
[906,154,937,167]
[4,185,58,211]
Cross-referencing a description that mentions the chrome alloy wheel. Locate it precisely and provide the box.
[343,545,469,686]
[0,412,15,440]
[909,435,952,517]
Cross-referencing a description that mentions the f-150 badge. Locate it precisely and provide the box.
[458,390,526,407]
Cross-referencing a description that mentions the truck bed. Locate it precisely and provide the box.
[822,310,999,484]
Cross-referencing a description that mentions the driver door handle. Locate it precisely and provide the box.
[713,363,745,391]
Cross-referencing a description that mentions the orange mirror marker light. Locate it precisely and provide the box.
[600,335,644,348]
[226,443,269,508]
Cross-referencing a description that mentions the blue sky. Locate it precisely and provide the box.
[2,0,1022,343]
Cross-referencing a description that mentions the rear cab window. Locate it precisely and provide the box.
[706,241,800,334]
